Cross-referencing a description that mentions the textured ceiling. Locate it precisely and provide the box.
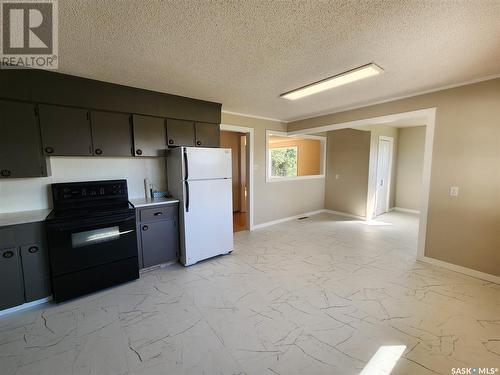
[59,1,500,121]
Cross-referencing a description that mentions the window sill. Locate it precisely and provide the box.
[266,175,325,183]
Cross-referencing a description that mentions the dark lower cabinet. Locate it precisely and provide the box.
[141,221,178,268]
[0,100,48,178]
[166,119,195,147]
[195,122,220,147]
[0,247,25,310]
[0,222,51,311]
[91,111,133,156]
[136,203,179,269]
[39,104,92,156]
[132,114,167,156]
[20,242,51,302]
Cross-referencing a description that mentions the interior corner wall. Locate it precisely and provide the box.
[395,126,426,211]
[288,78,500,276]
[221,113,325,225]
[324,128,371,217]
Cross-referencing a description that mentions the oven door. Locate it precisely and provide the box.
[47,211,137,277]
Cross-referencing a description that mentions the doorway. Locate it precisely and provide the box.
[220,130,249,232]
[288,108,436,260]
[374,136,393,217]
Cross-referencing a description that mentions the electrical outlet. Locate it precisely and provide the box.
[449,186,459,197]
[335,174,340,180]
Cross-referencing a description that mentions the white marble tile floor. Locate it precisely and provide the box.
[0,212,498,375]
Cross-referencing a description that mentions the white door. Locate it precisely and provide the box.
[375,138,392,217]
[185,147,232,180]
[183,178,233,266]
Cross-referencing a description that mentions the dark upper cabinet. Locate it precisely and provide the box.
[39,104,92,156]
[90,111,132,156]
[166,119,195,147]
[0,100,47,178]
[195,122,220,147]
[132,115,166,157]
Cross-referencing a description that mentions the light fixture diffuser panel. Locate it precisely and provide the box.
[281,63,383,100]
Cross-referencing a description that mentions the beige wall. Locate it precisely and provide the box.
[220,131,242,212]
[0,157,167,213]
[221,112,325,225]
[269,137,321,176]
[288,78,500,276]
[395,126,426,211]
[324,129,371,217]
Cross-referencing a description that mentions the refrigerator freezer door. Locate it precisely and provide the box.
[185,147,232,180]
[182,178,233,266]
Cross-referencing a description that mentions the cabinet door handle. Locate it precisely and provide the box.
[28,246,39,254]
[136,149,143,155]
[196,140,201,146]
[168,139,174,145]
[153,212,163,216]
[0,169,11,177]
[3,251,14,259]
[95,148,103,155]
[45,146,54,154]
[142,225,149,231]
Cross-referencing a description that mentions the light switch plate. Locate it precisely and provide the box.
[449,186,459,197]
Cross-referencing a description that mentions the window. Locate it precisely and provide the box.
[266,131,326,181]
[270,146,298,177]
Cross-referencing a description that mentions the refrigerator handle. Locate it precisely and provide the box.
[184,180,190,212]
[183,148,189,180]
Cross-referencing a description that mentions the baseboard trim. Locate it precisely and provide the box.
[393,207,420,214]
[0,296,52,317]
[323,209,367,221]
[419,256,499,284]
[252,209,326,230]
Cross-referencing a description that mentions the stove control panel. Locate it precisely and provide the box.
[51,180,128,208]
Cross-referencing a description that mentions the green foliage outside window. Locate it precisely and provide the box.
[271,147,297,177]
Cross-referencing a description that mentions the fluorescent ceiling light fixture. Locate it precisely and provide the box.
[280,63,383,100]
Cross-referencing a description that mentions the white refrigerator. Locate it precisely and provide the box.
[167,147,233,266]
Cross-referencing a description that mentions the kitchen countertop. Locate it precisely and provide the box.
[0,208,52,227]
[0,198,179,226]
[130,197,179,208]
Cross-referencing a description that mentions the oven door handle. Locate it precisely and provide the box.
[78,229,135,245]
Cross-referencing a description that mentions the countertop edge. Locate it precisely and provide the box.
[0,209,52,227]
[130,198,179,208]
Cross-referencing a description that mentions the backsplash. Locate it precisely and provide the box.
[0,157,167,213]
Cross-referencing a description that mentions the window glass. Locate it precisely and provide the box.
[271,146,297,177]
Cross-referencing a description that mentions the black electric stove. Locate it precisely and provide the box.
[46,180,139,302]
